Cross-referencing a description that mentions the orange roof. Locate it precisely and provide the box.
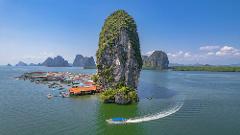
[84,82,93,85]
[69,86,96,94]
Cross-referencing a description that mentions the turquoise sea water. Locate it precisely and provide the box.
[0,66,240,135]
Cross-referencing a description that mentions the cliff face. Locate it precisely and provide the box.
[142,50,169,70]
[73,55,95,67]
[42,56,69,67]
[96,10,142,90]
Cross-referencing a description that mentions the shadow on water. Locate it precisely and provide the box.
[138,84,177,100]
[138,70,176,100]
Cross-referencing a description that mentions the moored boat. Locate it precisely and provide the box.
[47,94,53,99]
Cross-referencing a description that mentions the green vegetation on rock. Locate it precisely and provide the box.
[96,10,142,68]
[91,74,99,83]
[173,66,240,72]
[100,86,138,104]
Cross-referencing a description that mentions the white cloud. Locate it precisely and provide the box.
[234,52,240,56]
[207,52,215,56]
[178,51,184,55]
[199,45,220,51]
[215,46,239,56]
[145,50,156,56]
[167,45,240,64]
[17,52,57,64]
[22,52,55,60]
[168,51,182,56]
[184,52,191,57]
[167,51,191,58]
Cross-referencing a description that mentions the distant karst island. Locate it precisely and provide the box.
[15,61,28,66]
[7,63,12,66]
[73,55,96,68]
[42,56,70,67]
[142,50,169,70]
[15,54,96,68]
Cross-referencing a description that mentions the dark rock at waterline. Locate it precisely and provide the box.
[103,99,115,104]
[73,54,96,67]
[142,50,169,70]
[114,93,131,104]
[7,64,12,66]
[41,56,69,67]
[15,61,28,66]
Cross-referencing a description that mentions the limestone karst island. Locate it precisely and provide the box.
[1,1,240,135]
[96,10,142,104]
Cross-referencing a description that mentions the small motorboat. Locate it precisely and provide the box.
[146,97,153,100]
[61,93,69,98]
[47,94,53,99]
[58,87,65,90]
[106,117,128,124]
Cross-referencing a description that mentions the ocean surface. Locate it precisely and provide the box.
[0,66,240,135]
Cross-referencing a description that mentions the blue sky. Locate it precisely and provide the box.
[0,0,240,65]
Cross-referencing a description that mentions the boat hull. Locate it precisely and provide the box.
[106,118,127,124]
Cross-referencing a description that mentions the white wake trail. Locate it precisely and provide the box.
[126,103,183,123]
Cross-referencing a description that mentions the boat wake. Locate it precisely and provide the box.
[127,102,183,123]
[107,102,183,124]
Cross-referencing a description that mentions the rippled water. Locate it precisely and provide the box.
[0,66,240,135]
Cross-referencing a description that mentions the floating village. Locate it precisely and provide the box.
[16,72,100,99]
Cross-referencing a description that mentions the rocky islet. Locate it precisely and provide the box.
[96,10,142,104]
[142,50,169,70]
